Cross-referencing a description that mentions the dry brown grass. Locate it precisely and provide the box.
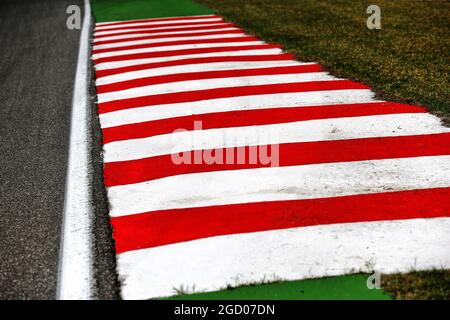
[198,0,450,125]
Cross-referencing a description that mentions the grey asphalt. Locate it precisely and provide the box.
[0,0,119,299]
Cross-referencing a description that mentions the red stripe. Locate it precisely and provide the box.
[102,102,425,144]
[104,132,449,187]
[98,80,369,114]
[94,29,244,46]
[97,64,322,93]
[93,44,282,64]
[97,15,222,28]
[95,53,294,78]
[111,187,450,253]
[92,36,259,54]
[94,23,237,40]
[96,20,227,32]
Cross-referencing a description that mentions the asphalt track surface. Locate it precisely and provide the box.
[0,0,119,299]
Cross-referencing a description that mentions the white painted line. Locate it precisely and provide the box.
[96,61,308,86]
[57,0,93,300]
[108,155,450,217]
[99,89,376,128]
[94,48,285,70]
[118,217,450,299]
[93,27,241,43]
[92,40,266,60]
[94,22,231,36]
[95,17,223,31]
[95,14,218,26]
[93,33,247,51]
[103,113,450,162]
[97,72,336,102]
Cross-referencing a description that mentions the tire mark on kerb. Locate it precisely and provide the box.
[57,0,93,300]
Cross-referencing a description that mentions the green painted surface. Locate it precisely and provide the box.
[91,0,213,23]
[91,0,394,300]
[166,275,392,300]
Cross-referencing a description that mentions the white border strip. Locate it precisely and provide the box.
[57,0,93,300]
[118,217,450,299]
[107,155,450,217]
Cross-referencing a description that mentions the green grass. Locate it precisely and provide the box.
[91,0,213,23]
[198,0,450,124]
[164,270,450,300]
[165,274,391,300]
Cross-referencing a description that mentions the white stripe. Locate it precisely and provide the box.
[94,48,285,71]
[98,72,337,103]
[95,14,217,26]
[93,33,246,51]
[97,60,307,85]
[95,22,230,36]
[57,0,93,300]
[92,40,266,60]
[95,17,224,31]
[104,113,449,162]
[93,27,240,43]
[108,155,450,217]
[117,217,450,299]
[99,89,376,128]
